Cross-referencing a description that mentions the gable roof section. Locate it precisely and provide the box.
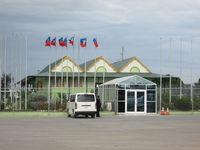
[111,57,152,73]
[112,57,134,71]
[40,56,83,73]
[79,56,117,72]
[79,56,101,71]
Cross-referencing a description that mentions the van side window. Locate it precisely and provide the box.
[70,95,75,102]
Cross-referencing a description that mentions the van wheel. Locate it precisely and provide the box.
[91,114,95,118]
[73,114,77,118]
[68,114,71,117]
[85,115,88,118]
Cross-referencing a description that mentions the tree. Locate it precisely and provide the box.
[1,73,13,100]
[1,73,12,88]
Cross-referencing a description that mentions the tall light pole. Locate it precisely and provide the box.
[179,38,183,99]
[190,39,193,113]
[0,36,2,109]
[159,37,162,113]
[25,36,28,110]
[4,36,7,107]
[169,38,172,103]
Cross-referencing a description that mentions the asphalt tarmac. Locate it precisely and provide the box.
[0,115,200,150]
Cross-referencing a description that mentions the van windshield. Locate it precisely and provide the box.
[77,94,95,102]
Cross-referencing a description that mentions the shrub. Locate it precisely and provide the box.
[32,95,47,102]
[101,102,108,111]
[174,97,192,111]
[193,97,200,111]
[28,94,48,110]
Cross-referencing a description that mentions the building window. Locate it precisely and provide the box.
[37,81,43,90]
[130,67,140,72]
[62,66,73,72]
[56,78,61,87]
[72,77,83,87]
[96,66,107,72]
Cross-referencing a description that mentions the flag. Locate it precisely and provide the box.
[45,37,51,47]
[69,37,74,46]
[63,37,67,47]
[51,37,56,46]
[59,37,64,47]
[80,38,87,47]
[93,38,98,47]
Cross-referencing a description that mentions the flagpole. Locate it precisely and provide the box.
[12,33,16,111]
[15,34,18,110]
[84,56,87,93]
[47,36,51,113]
[78,38,80,92]
[72,36,75,95]
[101,39,105,105]
[0,36,2,109]
[25,36,28,110]
[65,38,69,100]
[179,38,182,99]
[48,58,51,113]
[19,35,22,110]
[66,44,69,100]
[17,34,20,110]
[93,37,98,93]
[94,56,96,93]
[54,43,57,111]
[15,34,20,110]
[159,37,162,113]
[4,36,7,108]
[190,39,193,113]
[169,38,172,103]
[61,41,64,104]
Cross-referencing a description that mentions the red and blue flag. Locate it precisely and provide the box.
[63,37,67,47]
[93,38,98,47]
[51,37,56,46]
[69,37,74,46]
[59,37,64,47]
[80,38,87,47]
[45,37,51,47]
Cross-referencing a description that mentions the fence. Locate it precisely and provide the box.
[0,87,200,113]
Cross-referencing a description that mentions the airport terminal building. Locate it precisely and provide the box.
[24,56,174,114]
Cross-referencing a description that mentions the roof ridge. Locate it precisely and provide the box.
[111,56,135,64]
[79,56,102,70]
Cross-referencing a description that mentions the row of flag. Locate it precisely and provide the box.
[45,37,98,48]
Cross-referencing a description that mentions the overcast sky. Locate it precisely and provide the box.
[0,0,200,83]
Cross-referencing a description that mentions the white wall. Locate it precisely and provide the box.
[120,60,149,73]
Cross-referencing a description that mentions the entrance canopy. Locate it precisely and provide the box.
[98,75,157,114]
[100,75,156,86]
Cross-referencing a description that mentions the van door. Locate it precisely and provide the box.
[69,95,76,115]
[76,94,96,112]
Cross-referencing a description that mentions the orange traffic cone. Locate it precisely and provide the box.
[165,107,170,115]
[161,107,165,115]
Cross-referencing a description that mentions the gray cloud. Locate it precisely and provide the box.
[0,0,200,83]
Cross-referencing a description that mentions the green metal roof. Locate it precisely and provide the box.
[111,57,134,71]
[79,56,101,71]
[41,56,101,73]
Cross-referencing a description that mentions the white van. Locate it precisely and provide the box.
[67,93,96,118]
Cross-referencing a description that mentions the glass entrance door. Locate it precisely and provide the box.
[127,91,135,112]
[136,92,145,112]
[126,90,146,113]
